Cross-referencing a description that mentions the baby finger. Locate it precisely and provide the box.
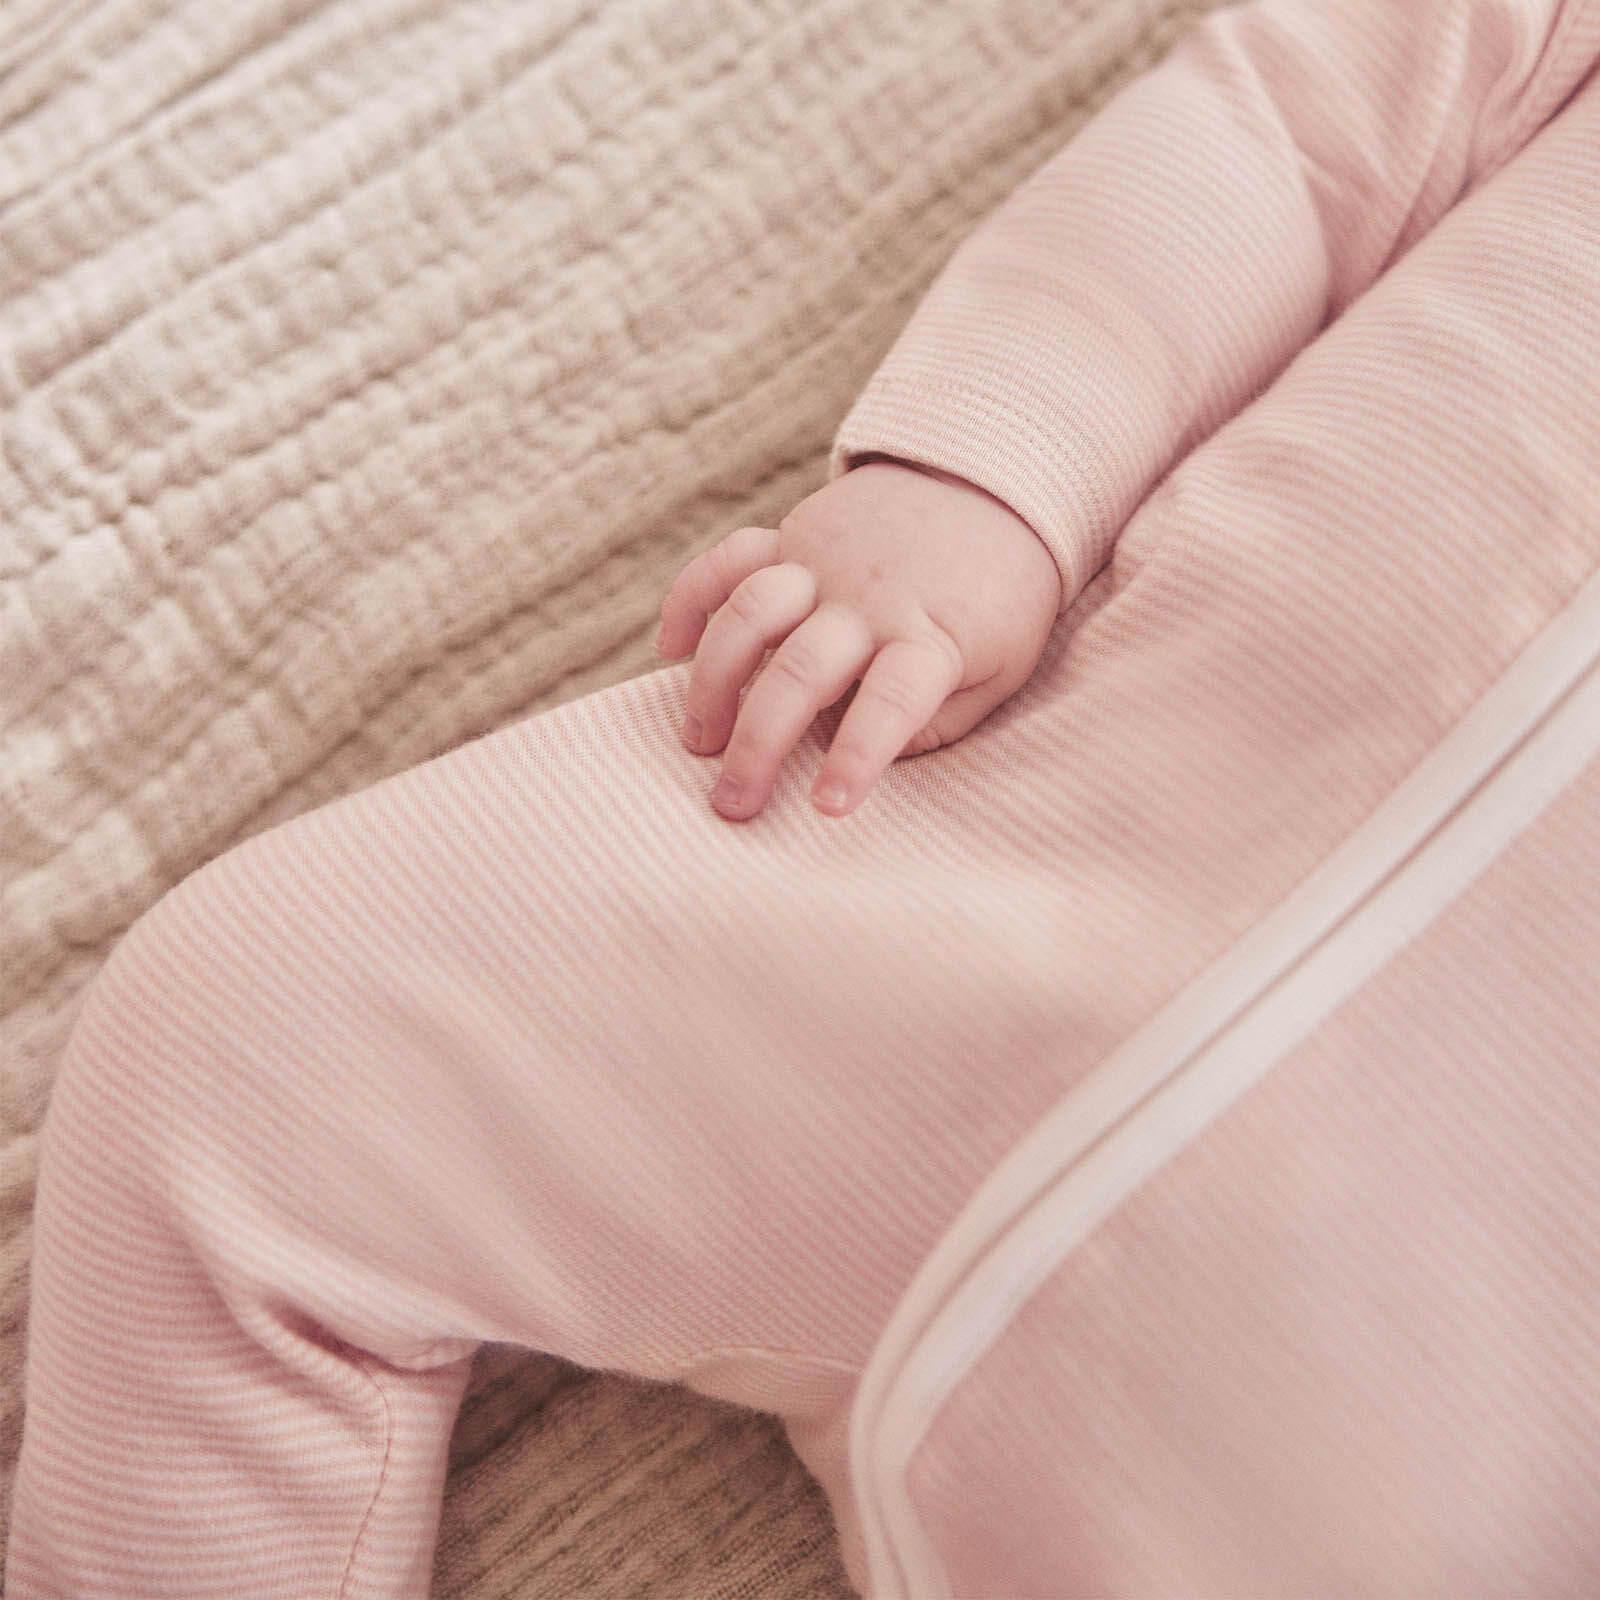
[657,525,781,658]
[811,634,963,817]
[684,561,818,756]
[709,605,873,820]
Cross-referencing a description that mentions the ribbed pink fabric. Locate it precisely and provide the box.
[10,1,1600,1595]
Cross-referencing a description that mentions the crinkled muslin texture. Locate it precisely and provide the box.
[6,0,1600,1596]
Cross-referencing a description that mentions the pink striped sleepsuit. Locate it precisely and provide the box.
[11,0,1600,1594]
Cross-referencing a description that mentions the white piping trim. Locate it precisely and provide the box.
[850,562,1600,1598]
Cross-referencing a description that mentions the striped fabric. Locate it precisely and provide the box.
[10,0,1600,1595]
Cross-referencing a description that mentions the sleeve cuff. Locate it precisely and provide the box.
[827,271,1182,614]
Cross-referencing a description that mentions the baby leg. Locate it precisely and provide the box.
[7,668,1053,1598]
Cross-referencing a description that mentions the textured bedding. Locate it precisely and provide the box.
[0,0,1217,1589]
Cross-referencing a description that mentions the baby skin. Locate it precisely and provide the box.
[657,457,1061,822]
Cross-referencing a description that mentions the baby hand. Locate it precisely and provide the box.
[656,458,1062,820]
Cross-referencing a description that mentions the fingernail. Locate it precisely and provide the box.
[814,781,849,815]
[683,714,705,752]
[654,628,665,653]
[712,775,742,812]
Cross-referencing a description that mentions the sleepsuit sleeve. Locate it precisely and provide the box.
[829,0,1600,608]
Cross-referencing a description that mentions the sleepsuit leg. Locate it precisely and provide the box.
[7,666,1068,1598]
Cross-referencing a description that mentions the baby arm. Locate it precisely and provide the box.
[660,0,1594,822]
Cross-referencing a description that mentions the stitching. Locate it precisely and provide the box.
[337,1355,398,1600]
